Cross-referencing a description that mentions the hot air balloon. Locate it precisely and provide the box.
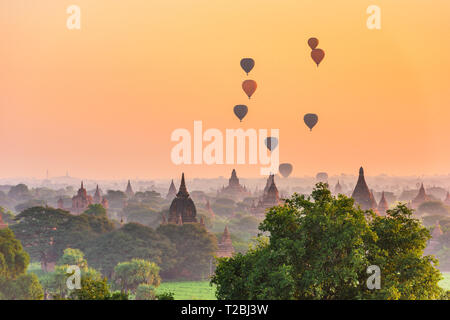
[233,105,248,122]
[311,48,325,66]
[279,163,293,178]
[240,58,255,75]
[303,113,318,131]
[308,38,319,50]
[264,137,278,151]
[242,80,257,99]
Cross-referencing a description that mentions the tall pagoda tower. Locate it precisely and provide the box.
[125,180,134,198]
[166,180,177,200]
[216,226,234,258]
[71,181,93,214]
[93,185,102,204]
[351,167,377,210]
[377,191,389,215]
[411,183,429,209]
[334,180,343,194]
[168,173,198,224]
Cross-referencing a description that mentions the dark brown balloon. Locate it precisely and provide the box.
[311,48,325,67]
[279,163,293,178]
[308,38,319,50]
[242,80,257,99]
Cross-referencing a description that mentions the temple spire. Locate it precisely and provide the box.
[351,166,377,210]
[166,179,177,200]
[177,173,189,197]
[377,191,389,215]
[124,180,134,198]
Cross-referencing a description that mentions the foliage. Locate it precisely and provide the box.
[11,207,114,268]
[14,199,47,214]
[83,204,107,217]
[418,201,449,215]
[0,273,43,300]
[105,190,127,209]
[84,223,176,278]
[39,248,102,299]
[57,248,87,268]
[8,184,31,201]
[158,223,217,280]
[155,290,175,300]
[68,275,122,300]
[0,228,43,300]
[122,203,160,227]
[113,259,160,294]
[135,284,157,300]
[212,183,445,300]
[367,204,443,299]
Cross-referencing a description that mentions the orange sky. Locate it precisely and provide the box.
[0,0,449,179]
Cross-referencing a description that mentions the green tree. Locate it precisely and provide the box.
[418,201,449,215]
[211,183,444,300]
[135,284,157,300]
[156,290,175,300]
[122,203,159,227]
[158,223,217,280]
[0,228,43,300]
[68,275,118,300]
[40,250,102,299]
[57,248,87,268]
[14,199,47,213]
[8,184,31,201]
[367,204,443,299]
[84,223,176,278]
[83,204,107,218]
[113,259,160,294]
[11,206,115,270]
[105,190,127,209]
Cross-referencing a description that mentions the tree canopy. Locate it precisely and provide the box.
[158,223,217,280]
[211,183,445,300]
[11,206,115,269]
[0,228,43,300]
[113,259,160,294]
[84,223,176,278]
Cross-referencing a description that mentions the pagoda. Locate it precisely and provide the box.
[351,167,377,210]
[93,185,102,204]
[71,182,93,215]
[377,191,389,215]
[205,200,215,218]
[216,226,234,258]
[125,180,134,198]
[168,173,198,224]
[218,169,251,200]
[166,180,177,200]
[411,183,430,209]
[251,175,281,216]
[334,180,343,194]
